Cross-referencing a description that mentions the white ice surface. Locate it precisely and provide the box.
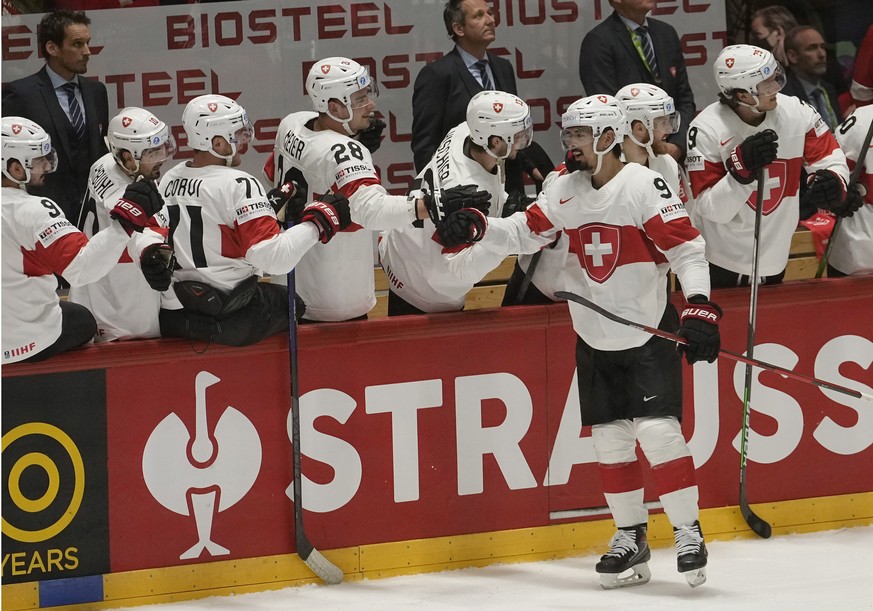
[117,525,873,610]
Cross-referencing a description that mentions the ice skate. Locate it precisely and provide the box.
[674,520,708,587]
[595,524,651,589]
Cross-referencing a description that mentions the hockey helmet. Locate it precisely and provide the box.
[182,94,252,165]
[108,107,176,173]
[1,116,57,185]
[466,90,533,159]
[615,83,680,145]
[561,95,627,148]
[714,44,785,98]
[306,57,378,133]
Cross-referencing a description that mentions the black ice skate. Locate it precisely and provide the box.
[595,524,651,589]
[674,520,708,588]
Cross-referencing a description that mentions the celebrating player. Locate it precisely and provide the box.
[138,94,352,347]
[379,90,548,314]
[686,44,849,288]
[267,56,485,322]
[501,95,717,588]
[69,107,176,342]
[2,117,164,363]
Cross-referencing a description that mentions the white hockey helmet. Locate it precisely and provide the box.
[1,116,57,185]
[108,107,176,175]
[714,44,785,99]
[466,90,533,159]
[306,57,378,134]
[182,94,253,166]
[615,83,680,149]
[561,95,626,175]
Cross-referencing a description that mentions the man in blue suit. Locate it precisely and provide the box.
[3,10,109,224]
[579,0,695,161]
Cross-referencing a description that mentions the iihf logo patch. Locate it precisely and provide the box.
[493,102,504,113]
[122,117,133,128]
[11,124,22,135]
[725,58,735,68]
[208,103,218,112]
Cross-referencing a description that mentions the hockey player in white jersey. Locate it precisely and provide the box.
[267,57,487,322]
[2,117,165,363]
[139,94,353,347]
[379,90,549,314]
[686,44,849,288]
[827,107,873,275]
[616,83,690,202]
[500,95,718,588]
[69,107,176,342]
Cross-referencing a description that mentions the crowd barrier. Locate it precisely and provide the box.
[3,275,872,610]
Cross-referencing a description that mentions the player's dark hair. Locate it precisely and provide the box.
[38,10,90,58]
[444,0,466,41]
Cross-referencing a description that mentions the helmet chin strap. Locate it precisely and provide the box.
[628,128,655,160]
[736,93,765,114]
[327,104,357,136]
[589,134,618,176]
[2,167,29,186]
[209,142,237,167]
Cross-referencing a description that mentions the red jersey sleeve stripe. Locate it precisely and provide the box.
[688,159,726,196]
[524,203,555,234]
[226,216,280,258]
[803,127,841,165]
[40,232,90,275]
[643,214,702,251]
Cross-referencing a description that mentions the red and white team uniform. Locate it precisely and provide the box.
[2,188,131,363]
[830,106,873,274]
[379,123,547,312]
[513,162,710,350]
[144,162,320,310]
[269,111,418,321]
[686,93,849,276]
[68,154,162,341]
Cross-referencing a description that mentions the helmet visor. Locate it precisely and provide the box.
[560,126,594,150]
[512,124,534,150]
[652,112,680,135]
[349,79,379,110]
[31,150,58,176]
[756,65,786,96]
[140,136,177,165]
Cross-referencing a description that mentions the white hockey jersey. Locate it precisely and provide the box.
[68,154,161,342]
[146,162,320,311]
[687,94,849,276]
[379,123,545,312]
[270,111,417,321]
[830,106,873,275]
[510,162,710,351]
[2,186,130,363]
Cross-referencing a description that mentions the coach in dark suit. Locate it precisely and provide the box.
[411,0,551,194]
[780,25,843,131]
[3,10,109,223]
[579,0,695,160]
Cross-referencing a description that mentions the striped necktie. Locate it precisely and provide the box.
[62,82,87,141]
[635,25,660,82]
[810,87,837,130]
[474,60,492,90]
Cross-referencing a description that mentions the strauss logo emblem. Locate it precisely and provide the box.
[142,371,261,560]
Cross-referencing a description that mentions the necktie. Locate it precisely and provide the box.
[62,82,87,141]
[474,59,492,90]
[810,87,837,130]
[635,26,660,82]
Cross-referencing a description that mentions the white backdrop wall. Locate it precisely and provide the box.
[1,0,726,192]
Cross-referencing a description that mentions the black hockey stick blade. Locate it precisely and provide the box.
[554,291,873,403]
[740,488,772,538]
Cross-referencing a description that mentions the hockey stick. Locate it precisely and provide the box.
[553,291,873,402]
[815,114,873,278]
[286,261,344,584]
[736,169,772,538]
[514,250,542,304]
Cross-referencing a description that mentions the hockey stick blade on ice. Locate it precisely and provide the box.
[287,244,344,585]
[553,291,873,403]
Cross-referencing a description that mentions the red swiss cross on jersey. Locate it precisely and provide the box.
[570,223,621,283]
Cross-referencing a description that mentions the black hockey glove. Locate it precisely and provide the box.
[435,208,488,249]
[830,182,866,218]
[502,190,535,217]
[293,292,307,322]
[302,194,352,244]
[727,129,778,184]
[423,184,492,225]
[268,181,307,224]
[140,243,175,292]
[111,180,164,235]
[517,142,555,187]
[356,117,387,154]
[801,169,846,212]
[677,296,722,365]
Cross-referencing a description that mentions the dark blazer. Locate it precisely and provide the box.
[411,47,517,173]
[2,66,109,221]
[579,11,695,155]
[780,70,843,128]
